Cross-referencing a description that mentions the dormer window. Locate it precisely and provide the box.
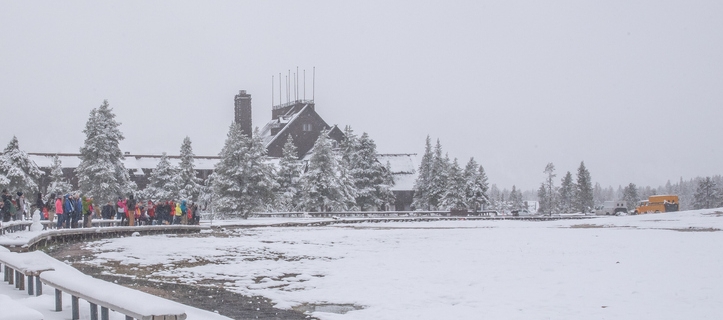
[303,123,312,131]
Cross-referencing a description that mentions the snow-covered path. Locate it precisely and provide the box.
[74,209,723,319]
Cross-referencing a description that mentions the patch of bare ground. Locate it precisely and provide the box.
[568,224,639,229]
[569,224,606,229]
[44,242,317,320]
[663,227,721,232]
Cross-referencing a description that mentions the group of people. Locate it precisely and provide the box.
[0,189,30,222]
[1,188,201,228]
[107,195,201,226]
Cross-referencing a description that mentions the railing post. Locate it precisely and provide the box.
[3,265,7,282]
[55,289,62,311]
[72,295,79,319]
[15,270,25,290]
[35,276,42,295]
[27,275,34,295]
[90,302,98,320]
[101,306,109,320]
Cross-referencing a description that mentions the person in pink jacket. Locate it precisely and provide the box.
[55,195,64,228]
[116,197,128,226]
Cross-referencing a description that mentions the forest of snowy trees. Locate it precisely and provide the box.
[0,100,722,216]
[210,124,395,217]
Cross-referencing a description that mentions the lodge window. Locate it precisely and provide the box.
[303,123,312,131]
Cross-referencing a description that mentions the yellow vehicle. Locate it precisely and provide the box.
[634,195,680,214]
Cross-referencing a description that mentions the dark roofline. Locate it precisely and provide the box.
[377,153,418,157]
[264,103,329,149]
[28,152,221,160]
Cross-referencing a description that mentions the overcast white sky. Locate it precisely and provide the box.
[1,1,722,191]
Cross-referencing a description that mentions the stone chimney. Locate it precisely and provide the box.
[234,90,252,137]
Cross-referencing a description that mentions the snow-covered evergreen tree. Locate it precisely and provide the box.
[575,161,594,213]
[488,184,501,211]
[623,183,639,211]
[412,135,433,210]
[298,130,357,212]
[428,140,449,210]
[694,177,722,209]
[463,157,488,211]
[558,171,575,213]
[212,125,277,218]
[340,126,360,167]
[143,153,181,201]
[347,133,395,211]
[75,100,135,204]
[509,185,524,210]
[440,158,467,211]
[177,136,201,201]
[381,161,396,210]
[275,135,302,211]
[540,162,557,215]
[537,183,549,214]
[0,136,43,194]
[47,155,72,196]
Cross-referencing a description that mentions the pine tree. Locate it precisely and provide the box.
[76,100,135,204]
[541,163,557,215]
[0,136,43,193]
[177,136,201,201]
[275,135,302,211]
[212,125,277,218]
[694,177,722,209]
[47,155,73,196]
[428,141,449,210]
[412,135,433,210]
[348,133,395,211]
[381,161,396,210]
[440,158,466,211]
[298,130,357,212]
[575,161,594,213]
[537,183,548,214]
[509,185,524,210]
[463,157,488,211]
[623,183,639,211]
[488,184,501,211]
[143,153,181,201]
[340,126,360,166]
[558,171,575,213]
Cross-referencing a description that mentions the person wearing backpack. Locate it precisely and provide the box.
[46,193,56,223]
[82,196,94,228]
[72,194,82,228]
[126,194,136,226]
[62,194,74,229]
[1,189,13,222]
[16,192,26,221]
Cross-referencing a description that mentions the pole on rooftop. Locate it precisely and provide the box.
[313,66,315,101]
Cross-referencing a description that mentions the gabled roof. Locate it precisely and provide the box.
[258,103,326,150]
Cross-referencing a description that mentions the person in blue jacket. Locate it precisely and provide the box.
[61,194,74,229]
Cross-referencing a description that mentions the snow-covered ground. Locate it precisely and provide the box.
[68,208,723,320]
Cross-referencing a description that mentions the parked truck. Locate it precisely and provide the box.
[595,201,628,216]
[634,195,679,214]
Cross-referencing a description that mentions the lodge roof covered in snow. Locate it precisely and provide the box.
[27,152,418,192]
